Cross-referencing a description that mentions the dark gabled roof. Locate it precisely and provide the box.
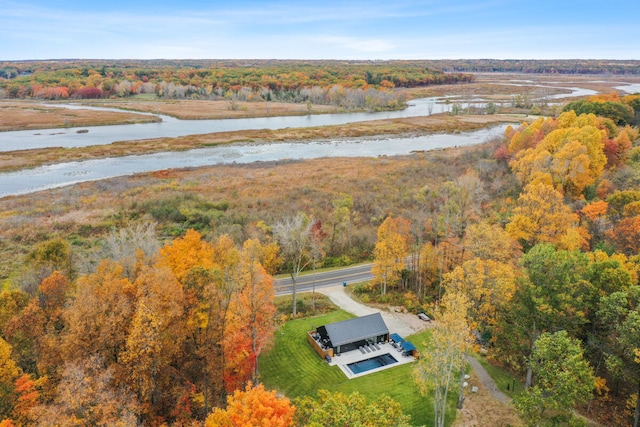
[322,313,389,347]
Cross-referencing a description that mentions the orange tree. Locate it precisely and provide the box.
[205,382,295,427]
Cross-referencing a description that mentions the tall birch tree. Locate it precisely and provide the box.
[413,291,473,427]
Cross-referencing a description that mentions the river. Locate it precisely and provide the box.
[0,82,607,153]
[0,82,614,198]
[0,125,509,197]
[615,83,640,94]
[0,97,451,152]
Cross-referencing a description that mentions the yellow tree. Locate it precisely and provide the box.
[121,301,160,423]
[510,147,553,188]
[545,126,606,192]
[157,229,214,284]
[413,291,473,427]
[180,234,240,413]
[462,221,521,264]
[0,338,20,421]
[506,183,582,250]
[549,139,592,197]
[62,260,136,368]
[508,112,609,200]
[418,242,441,300]
[122,265,185,423]
[372,217,411,295]
[443,258,517,332]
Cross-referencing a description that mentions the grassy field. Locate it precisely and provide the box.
[0,101,161,131]
[259,309,457,427]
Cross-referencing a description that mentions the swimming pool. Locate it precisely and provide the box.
[346,353,399,375]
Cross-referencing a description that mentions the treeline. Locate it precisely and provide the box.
[361,111,640,425]
[434,59,640,75]
[0,60,474,104]
[563,92,640,126]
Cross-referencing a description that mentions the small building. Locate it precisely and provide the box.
[390,333,404,343]
[312,313,390,356]
[400,341,419,358]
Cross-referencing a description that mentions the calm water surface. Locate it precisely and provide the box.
[0,125,508,197]
[615,83,640,94]
[1,82,605,197]
[0,98,450,152]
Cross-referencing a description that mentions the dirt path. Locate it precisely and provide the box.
[453,365,522,427]
[466,356,510,404]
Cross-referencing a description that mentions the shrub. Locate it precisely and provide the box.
[72,87,103,99]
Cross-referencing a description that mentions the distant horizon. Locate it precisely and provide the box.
[2,0,638,61]
[4,58,640,62]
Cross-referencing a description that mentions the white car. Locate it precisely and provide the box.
[417,312,431,322]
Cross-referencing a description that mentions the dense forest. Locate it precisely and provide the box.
[364,97,640,426]
[0,60,473,112]
[1,64,640,426]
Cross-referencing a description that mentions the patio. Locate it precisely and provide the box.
[328,341,417,379]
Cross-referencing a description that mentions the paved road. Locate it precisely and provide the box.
[274,263,374,295]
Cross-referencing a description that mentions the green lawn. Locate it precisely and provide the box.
[474,354,524,398]
[259,310,457,427]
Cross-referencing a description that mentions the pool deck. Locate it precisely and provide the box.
[329,341,416,379]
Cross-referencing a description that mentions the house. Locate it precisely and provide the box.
[308,313,390,358]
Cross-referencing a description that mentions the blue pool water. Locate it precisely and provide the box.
[346,353,398,375]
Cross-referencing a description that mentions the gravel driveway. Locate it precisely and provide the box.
[317,284,430,338]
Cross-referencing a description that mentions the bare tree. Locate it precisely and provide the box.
[273,212,313,316]
[103,221,160,278]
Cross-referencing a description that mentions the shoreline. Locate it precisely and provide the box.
[0,114,519,173]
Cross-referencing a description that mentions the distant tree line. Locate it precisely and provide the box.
[433,59,640,75]
[0,60,474,106]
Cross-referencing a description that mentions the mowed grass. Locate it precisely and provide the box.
[475,354,525,398]
[260,309,457,427]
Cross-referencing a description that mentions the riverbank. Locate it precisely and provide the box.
[81,98,341,119]
[0,113,519,173]
[0,101,162,132]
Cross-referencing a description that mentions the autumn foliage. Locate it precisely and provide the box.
[0,227,282,425]
[0,59,474,105]
[0,68,639,425]
[205,383,295,427]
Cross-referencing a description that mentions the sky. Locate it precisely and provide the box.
[1,0,639,61]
